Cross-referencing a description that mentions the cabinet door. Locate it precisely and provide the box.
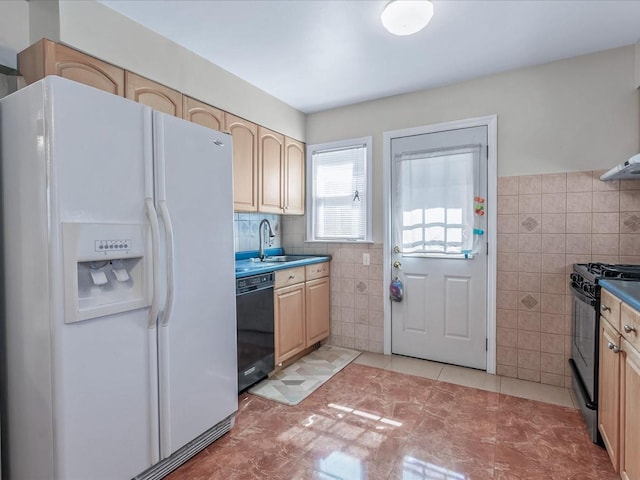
[621,339,640,480]
[183,96,224,131]
[125,71,183,117]
[18,39,124,95]
[599,318,621,472]
[274,283,305,365]
[305,277,330,346]
[258,127,284,214]
[226,114,258,212]
[283,137,305,215]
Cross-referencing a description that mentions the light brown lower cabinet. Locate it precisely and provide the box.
[305,277,330,345]
[599,317,621,471]
[274,262,330,365]
[621,337,640,480]
[598,291,640,480]
[274,282,306,365]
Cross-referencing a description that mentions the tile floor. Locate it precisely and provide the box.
[166,355,616,480]
[353,353,577,409]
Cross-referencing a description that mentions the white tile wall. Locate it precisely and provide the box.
[233,213,282,252]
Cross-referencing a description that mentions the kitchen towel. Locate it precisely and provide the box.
[248,345,360,406]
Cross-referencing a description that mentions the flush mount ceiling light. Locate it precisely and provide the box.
[380,0,434,36]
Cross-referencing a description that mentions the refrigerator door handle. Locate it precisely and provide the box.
[159,200,175,327]
[146,198,162,329]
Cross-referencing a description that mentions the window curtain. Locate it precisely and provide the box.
[393,144,482,256]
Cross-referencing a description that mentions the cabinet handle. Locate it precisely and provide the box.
[607,341,621,354]
[623,324,637,334]
[601,304,611,312]
[289,275,295,279]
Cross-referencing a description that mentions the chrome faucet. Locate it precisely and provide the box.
[258,219,275,261]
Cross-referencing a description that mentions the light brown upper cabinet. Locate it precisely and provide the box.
[183,96,225,132]
[226,114,259,212]
[125,72,182,117]
[18,39,125,96]
[258,127,285,214]
[283,137,305,215]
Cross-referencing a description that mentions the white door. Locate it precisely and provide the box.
[154,112,238,458]
[391,126,488,369]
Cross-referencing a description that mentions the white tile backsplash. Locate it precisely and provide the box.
[233,213,281,252]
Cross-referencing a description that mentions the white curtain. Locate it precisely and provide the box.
[393,144,481,256]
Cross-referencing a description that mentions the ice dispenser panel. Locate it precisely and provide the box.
[63,223,152,323]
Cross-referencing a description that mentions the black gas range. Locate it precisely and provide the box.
[569,262,640,444]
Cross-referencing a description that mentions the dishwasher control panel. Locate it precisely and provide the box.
[236,272,274,294]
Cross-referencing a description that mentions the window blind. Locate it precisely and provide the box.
[310,143,368,241]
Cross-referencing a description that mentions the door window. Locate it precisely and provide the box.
[394,145,481,257]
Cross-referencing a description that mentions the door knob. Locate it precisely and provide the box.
[393,261,401,269]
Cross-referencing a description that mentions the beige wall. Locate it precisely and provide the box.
[55,1,305,141]
[0,0,306,141]
[635,39,640,89]
[307,46,640,243]
[496,172,640,387]
[0,1,29,59]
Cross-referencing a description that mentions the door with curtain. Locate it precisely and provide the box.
[391,126,488,369]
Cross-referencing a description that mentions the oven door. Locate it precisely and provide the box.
[569,283,601,444]
[570,285,597,402]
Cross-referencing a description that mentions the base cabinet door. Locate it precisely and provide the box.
[305,277,330,346]
[599,318,621,472]
[621,339,640,480]
[274,283,306,365]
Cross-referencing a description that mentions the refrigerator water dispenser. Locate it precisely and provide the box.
[63,223,152,323]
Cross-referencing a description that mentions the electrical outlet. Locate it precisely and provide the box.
[362,253,370,265]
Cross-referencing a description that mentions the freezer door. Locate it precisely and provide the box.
[153,112,238,458]
[48,77,159,479]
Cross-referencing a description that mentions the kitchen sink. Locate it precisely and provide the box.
[249,255,312,263]
[236,254,328,277]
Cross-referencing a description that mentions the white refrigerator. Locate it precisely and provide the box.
[0,76,238,480]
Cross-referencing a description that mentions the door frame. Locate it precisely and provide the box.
[382,115,498,374]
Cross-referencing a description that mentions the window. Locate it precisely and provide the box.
[394,145,481,257]
[306,136,372,242]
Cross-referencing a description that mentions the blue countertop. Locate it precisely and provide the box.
[600,279,640,311]
[235,248,331,278]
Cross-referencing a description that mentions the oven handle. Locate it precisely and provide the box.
[568,358,597,410]
[570,284,596,307]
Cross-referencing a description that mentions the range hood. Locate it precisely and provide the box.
[600,153,640,181]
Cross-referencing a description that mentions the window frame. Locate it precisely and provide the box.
[305,136,373,243]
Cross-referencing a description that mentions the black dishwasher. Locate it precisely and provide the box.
[236,272,275,392]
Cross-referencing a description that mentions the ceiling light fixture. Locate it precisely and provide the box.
[380,0,434,36]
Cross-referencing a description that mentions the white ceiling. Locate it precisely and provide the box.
[98,0,640,114]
